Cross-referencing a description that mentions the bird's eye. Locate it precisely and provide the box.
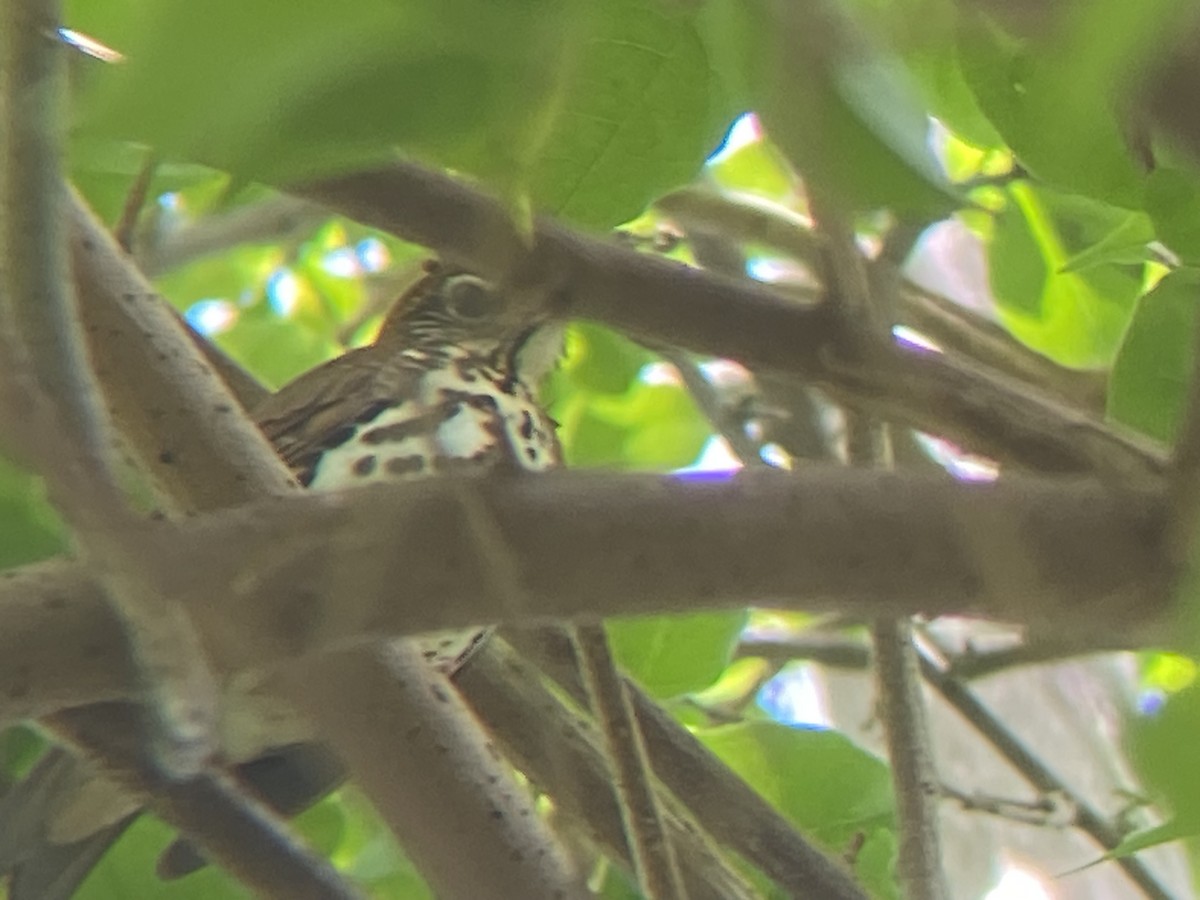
[443,275,495,320]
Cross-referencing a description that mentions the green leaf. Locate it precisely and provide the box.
[700,0,958,216]
[557,401,630,468]
[561,324,654,396]
[532,2,734,228]
[1108,269,1200,443]
[216,308,340,391]
[700,721,895,844]
[1146,168,1200,265]
[1129,684,1200,842]
[707,133,798,200]
[618,383,711,469]
[0,459,67,569]
[959,0,1182,207]
[76,817,250,900]
[990,182,1142,367]
[1060,213,1155,273]
[607,610,748,698]
[1109,819,1200,859]
[74,0,579,186]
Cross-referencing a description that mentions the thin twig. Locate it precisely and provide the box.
[137,194,327,276]
[295,164,1167,482]
[281,645,587,900]
[872,618,948,900]
[457,640,760,900]
[500,629,871,900]
[571,624,686,899]
[657,346,770,468]
[917,642,1175,900]
[113,149,159,253]
[811,191,950,900]
[939,783,1073,828]
[1,0,217,778]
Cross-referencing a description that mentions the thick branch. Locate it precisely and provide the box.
[458,640,765,900]
[69,188,295,511]
[279,645,586,900]
[503,628,870,900]
[293,164,1166,481]
[0,469,1171,721]
[48,705,365,900]
[570,625,683,899]
[181,471,1169,671]
[2,3,221,778]
[67,189,569,894]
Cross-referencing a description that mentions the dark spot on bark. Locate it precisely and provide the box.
[519,410,534,440]
[159,449,175,465]
[526,446,538,462]
[352,455,377,477]
[44,594,66,610]
[214,403,232,413]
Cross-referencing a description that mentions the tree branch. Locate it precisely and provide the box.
[1,1,220,778]
[917,642,1175,900]
[292,163,1166,481]
[457,640,771,900]
[279,645,586,900]
[570,625,684,899]
[47,704,366,900]
[136,195,327,276]
[0,469,1172,714]
[65,187,572,896]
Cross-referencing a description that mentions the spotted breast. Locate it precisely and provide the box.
[254,261,563,668]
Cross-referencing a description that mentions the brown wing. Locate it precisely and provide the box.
[252,346,422,485]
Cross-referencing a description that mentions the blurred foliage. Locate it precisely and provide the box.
[3,0,1200,896]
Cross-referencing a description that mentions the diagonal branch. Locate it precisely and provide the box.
[293,163,1166,482]
[63,189,578,896]
[1,0,216,778]
[570,624,684,899]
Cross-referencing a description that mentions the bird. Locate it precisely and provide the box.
[0,260,565,898]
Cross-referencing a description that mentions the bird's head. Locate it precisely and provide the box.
[375,261,564,385]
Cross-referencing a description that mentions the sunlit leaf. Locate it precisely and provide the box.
[72,0,581,187]
[1108,269,1200,443]
[699,721,897,894]
[1129,685,1200,843]
[959,0,1183,207]
[532,2,734,228]
[990,182,1141,367]
[701,0,956,216]
[1146,168,1200,265]
[608,611,748,698]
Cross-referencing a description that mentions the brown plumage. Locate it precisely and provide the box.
[0,261,565,900]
